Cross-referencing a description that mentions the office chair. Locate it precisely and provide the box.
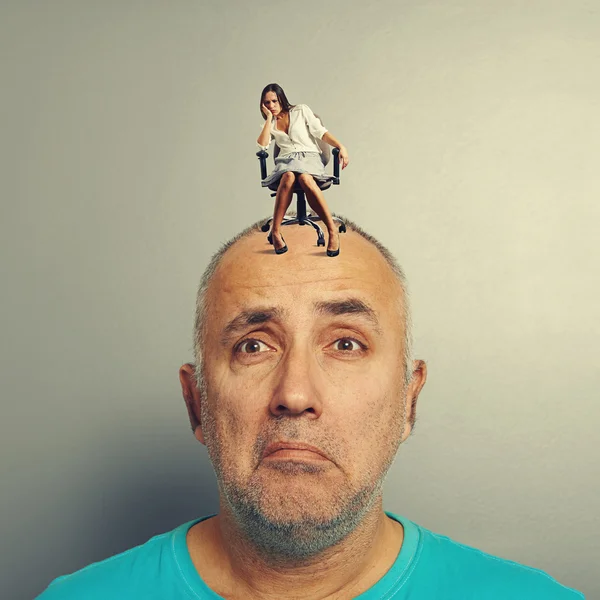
[256,119,346,248]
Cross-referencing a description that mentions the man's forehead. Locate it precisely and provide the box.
[220,297,384,338]
[205,228,404,320]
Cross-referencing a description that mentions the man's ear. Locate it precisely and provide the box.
[179,363,205,444]
[402,360,427,440]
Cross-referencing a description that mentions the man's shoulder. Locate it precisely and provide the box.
[415,522,584,598]
[35,522,193,600]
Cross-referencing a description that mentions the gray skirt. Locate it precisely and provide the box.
[262,151,333,188]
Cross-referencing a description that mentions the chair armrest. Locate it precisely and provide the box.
[257,150,269,181]
[332,148,340,185]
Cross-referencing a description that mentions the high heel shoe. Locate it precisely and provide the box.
[273,234,288,255]
[327,233,340,257]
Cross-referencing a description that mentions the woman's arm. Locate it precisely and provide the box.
[257,105,273,148]
[302,105,350,169]
[322,131,343,149]
[257,118,273,148]
[322,132,349,169]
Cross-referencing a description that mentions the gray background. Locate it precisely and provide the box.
[1,1,598,598]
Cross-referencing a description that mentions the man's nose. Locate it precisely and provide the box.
[269,345,323,418]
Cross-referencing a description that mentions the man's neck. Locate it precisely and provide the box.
[186,504,404,600]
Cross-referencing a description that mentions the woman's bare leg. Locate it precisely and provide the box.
[297,173,339,252]
[271,172,296,251]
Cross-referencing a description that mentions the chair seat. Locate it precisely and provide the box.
[266,178,333,193]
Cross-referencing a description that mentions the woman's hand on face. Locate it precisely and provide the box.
[262,104,273,120]
[339,146,349,169]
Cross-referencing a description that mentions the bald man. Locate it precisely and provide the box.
[37,219,583,599]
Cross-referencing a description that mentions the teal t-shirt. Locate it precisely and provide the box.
[36,512,584,599]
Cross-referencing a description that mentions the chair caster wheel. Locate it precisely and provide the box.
[317,239,325,247]
[339,224,346,233]
[261,223,270,232]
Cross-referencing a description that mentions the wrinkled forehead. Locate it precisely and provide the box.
[205,230,406,330]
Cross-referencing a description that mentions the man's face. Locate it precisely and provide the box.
[184,228,425,543]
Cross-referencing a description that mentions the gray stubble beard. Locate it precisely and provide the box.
[219,471,386,564]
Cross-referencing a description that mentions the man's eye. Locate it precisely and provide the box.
[236,339,269,354]
[333,338,363,352]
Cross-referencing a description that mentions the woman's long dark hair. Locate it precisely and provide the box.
[260,83,294,119]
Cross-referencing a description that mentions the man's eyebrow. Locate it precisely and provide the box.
[221,308,283,341]
[314,299,382,332]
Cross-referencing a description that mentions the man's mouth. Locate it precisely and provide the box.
[263,441,329,462]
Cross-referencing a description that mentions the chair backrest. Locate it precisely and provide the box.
[273,113,330,167]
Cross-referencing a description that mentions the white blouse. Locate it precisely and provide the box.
[258,104,328,157]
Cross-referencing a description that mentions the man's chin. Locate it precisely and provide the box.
[257,497,341,528]
[262,486,341,524]
[245,473,373,528]
[219,468,382,560]
[225,470,347,523]
[224,481,378,561]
